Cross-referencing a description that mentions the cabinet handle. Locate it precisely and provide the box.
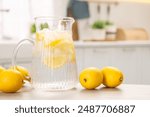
[122,48,136,52]
[93,49,108,53]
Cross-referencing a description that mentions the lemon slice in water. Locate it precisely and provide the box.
[36,32,45,42]
[43,55,67,69]
[43,38,75,68]
[44,38,63,48]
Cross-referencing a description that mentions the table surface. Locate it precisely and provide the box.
[0,84,150,100]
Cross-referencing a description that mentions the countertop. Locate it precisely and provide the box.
[0,84,150,100]
[1,40,150,47]
[74,40,150,47]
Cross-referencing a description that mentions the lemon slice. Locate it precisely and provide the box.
[36,32,45,42]
[36,29,51,42]
[57,40,73,52]
[44,38,63,48]
[43,55,67,68]
[70,51,76,63]
[44,38,74,53]
[58,41,76,63]
[43,38,76,67]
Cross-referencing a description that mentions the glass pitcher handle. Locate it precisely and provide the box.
[12,39,34,81]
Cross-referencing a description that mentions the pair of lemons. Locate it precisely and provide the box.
[79,67,124,90]
[0,66,30,93]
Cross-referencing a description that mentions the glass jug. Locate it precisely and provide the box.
[12,17,78,90]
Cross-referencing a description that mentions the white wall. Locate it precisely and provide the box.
[1,0,30,39]
[111,3,150,31]
[79,2,150,39]
[1,0,55,40]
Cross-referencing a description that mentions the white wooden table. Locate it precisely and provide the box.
[0,84,150,100]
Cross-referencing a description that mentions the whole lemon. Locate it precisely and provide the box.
[0,69,23,93]
[101,66,123,88]
[79,67,103,90]
[0,66,5,74]
[9,66,31,82]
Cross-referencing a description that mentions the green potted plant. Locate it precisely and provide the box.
[30,22,49,38]
[90,20,107,40]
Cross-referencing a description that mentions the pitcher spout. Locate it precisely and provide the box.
[58,17,75,31]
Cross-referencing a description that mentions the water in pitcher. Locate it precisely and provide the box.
[31,29,78,90]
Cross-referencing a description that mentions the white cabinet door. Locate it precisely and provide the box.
[140,47,150,84]
[0,59,32,72]
[84,47,114,69]
[112,47,141,84]
[84,47,142,84]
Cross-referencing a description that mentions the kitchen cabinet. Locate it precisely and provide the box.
[140,47,150,84]
[84,48,114,68]
[81,47,141,84]
[111,47,141,84]
[75,41,150,84]
[0,42,32,71]
[84,47,141,84]
[0,58,32,71]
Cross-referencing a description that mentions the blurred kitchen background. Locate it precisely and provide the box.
[0,0,150,84]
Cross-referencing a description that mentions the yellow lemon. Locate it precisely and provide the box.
[79,67,103,90]
[43,55,67,69]
[9,66,31,82]
[0,66,5,74]
[0,69,23,93]
[101,66,124,88]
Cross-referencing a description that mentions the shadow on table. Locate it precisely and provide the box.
[80,86,122,93]
[30,88,78,100]
[78,86,123,99]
